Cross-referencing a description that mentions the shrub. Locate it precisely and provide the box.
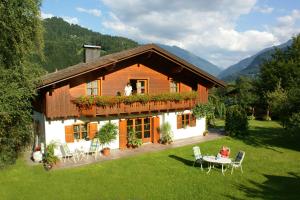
[159,122,173,144]
[225,105,248,136]
[192,103,213,118]
[127,129,142,148]
[215,102,226,119]
[286,112,300,135]
[97,122,118,148]
[192,103,215,127]
[43,142,59,170]
[0,143,17,168]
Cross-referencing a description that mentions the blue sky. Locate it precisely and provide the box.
[41,0,300,68]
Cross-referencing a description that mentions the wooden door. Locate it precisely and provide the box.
[142,117,151,143]
[152,117,160,143]
[127,117,152,144]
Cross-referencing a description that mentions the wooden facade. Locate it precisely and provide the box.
[41,62,205,119]
[37,44,225,119]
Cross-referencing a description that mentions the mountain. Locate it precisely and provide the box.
[41,17,139,72]
[219,39,293,81]
[158,44,222,76]
[40,17,221,76]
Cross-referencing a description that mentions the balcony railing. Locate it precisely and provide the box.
[78,99,198,117]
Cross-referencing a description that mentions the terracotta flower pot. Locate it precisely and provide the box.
[102,148,110,156]
[44,163,53,171]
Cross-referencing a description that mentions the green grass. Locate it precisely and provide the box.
[1,120,300,200]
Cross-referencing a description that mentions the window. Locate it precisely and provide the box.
[170,80,179,93]
[73,124,88,140]
[181,114,189,127]
[87,80,99,95]
[65,123,98,143]
[129,79,148,94]
[177,114,196,129]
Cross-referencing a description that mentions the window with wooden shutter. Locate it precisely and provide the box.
[73,124,88,140]
[190,114,196,127]
[177,114,196,129]
[152,117,160,143]
[119,120,127,149]
[177,115,182,129]
[88,123,98,139]
[182,114,189,128]
[65,125,74,143]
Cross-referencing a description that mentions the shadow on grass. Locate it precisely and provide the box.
[233,126,300,152]
[168,155,194,166]
[226,172,300,200]
[168,155,210,170]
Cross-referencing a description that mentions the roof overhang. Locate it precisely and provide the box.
[38,44,226,89]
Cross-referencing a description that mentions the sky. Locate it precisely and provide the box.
[41,0,300,69]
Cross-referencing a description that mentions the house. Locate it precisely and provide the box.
[33,44,225,152]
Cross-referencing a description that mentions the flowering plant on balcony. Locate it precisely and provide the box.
[73,91,198,107]
[74,95,95,107]
[95,96,122,106]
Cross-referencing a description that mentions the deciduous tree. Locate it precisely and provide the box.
[0,0,44,167]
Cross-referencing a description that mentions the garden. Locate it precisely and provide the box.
[0,120,299,200]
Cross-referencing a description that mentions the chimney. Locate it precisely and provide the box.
[83,45,101,63]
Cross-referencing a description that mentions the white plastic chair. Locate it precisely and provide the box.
[193,146,203,171]
[231,151,245,174]
[60,144,77,163]
[86,138,100,160]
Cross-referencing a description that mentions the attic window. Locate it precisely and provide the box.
[87,80,99,95]
[170,80,179,93]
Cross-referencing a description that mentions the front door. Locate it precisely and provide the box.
[127,117,152,143]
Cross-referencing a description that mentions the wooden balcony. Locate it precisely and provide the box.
[78,99,199,117]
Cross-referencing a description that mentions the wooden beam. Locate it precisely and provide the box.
[171,66,183,73]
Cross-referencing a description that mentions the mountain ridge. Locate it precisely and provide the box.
[219,39,293,81]
[158,44,222,76]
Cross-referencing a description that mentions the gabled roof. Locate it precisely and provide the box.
[38,44,226,89]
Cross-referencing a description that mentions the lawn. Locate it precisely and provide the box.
[0,120,300,200]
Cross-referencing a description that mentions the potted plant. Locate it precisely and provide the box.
[43,142,59,170]
[159,122,173,144]
[97,122,118,156]
[127,129,142,148]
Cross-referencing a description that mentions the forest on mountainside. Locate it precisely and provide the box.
[40,17,139,72]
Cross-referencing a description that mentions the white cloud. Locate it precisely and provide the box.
[41,12,54,19]
[100,1,300,68]
[76,7,102,17]
[253,5,274,14]
[268,9,300,42]
[41,11,79,25]
[61,16,79,25]
[101,0,282,67]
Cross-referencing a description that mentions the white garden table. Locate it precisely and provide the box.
[68,140,91,160]
[202,156,232,175]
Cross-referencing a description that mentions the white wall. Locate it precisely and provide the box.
[44,117,120,150]
[40,110,205,152]
[161,110,206,140]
